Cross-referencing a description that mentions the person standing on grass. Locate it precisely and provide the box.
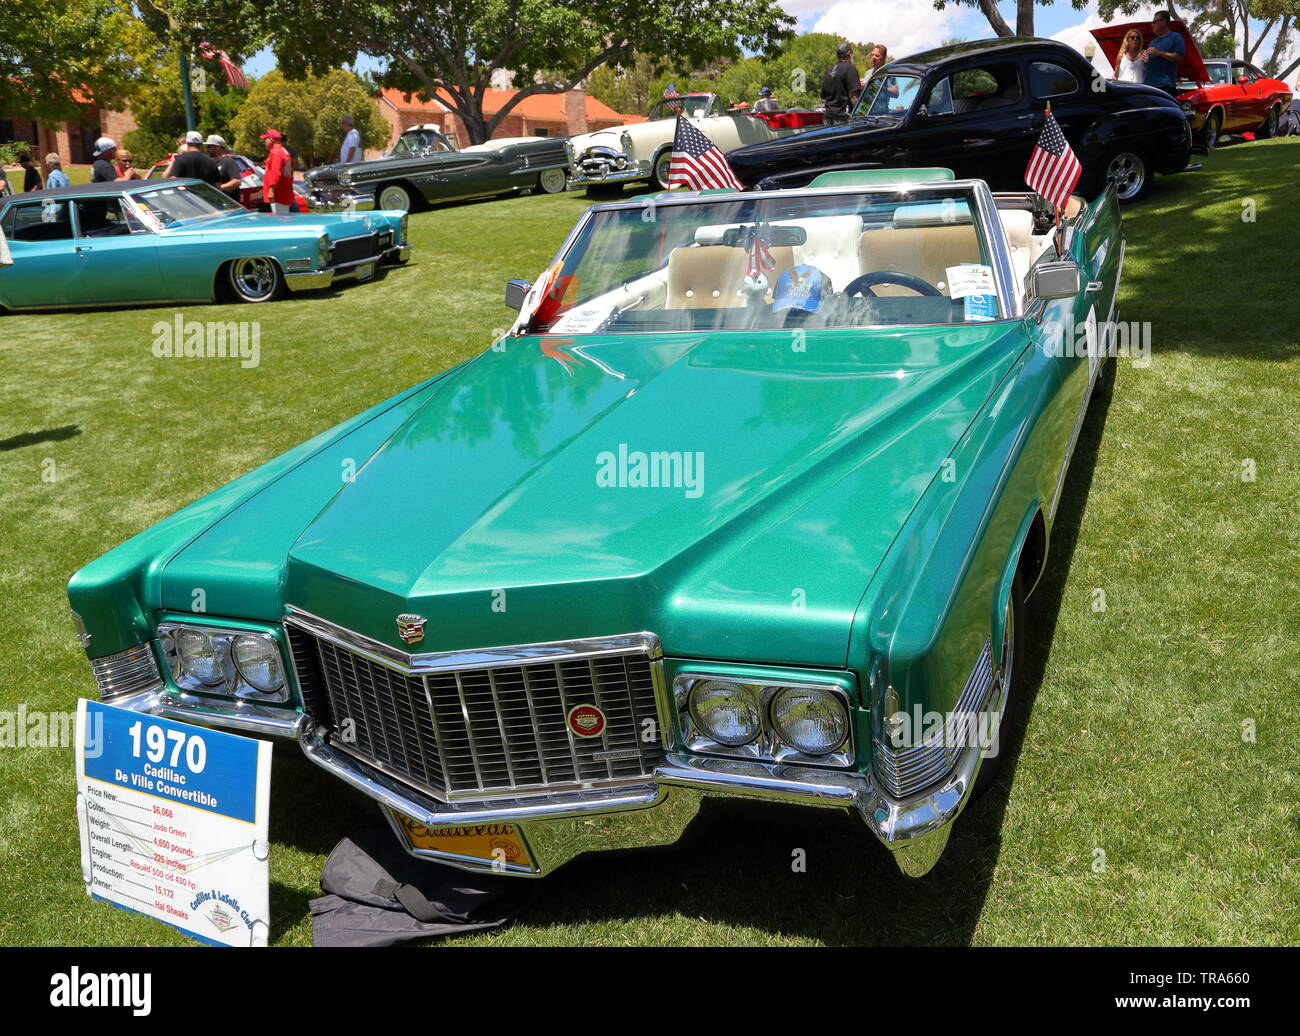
[164,130,221,186]
[340,115,361,164]
[1114,29,1147,83]
[115,149,144,180]
[821,42,861,124]
[206,135,244,203]
[90,138,124,182]
[260,129,294,213]
[19,154,42,191]
[44,153,70,189]
[1142,11,1185,96]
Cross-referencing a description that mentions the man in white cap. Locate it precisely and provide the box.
[164,129,221,185]
[91,137,123,182]
[339,114,361,164]
[205,134,244,202]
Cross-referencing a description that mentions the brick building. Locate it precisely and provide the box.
[1,95,137,165]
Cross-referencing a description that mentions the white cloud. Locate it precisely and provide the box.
[801,0,970,62]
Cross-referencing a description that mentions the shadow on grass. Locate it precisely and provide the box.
[0,424,81,451]
[262,371,1115,945]
[1117,138,1298,359]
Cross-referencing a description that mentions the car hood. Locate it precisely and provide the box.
[1090,19,1210,84]
[162,325,1025,666]
[179,209,392,239]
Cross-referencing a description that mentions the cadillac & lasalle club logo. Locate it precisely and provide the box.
[396,613,426,645]
[567,704,606,738]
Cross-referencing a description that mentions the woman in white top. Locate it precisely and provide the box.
[1115,29,1147,83]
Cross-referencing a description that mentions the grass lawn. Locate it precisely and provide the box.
[1,140,1297,947]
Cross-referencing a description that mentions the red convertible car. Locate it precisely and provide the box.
[1092,21,1293,151]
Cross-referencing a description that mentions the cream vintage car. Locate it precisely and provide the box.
[566,92,822,192]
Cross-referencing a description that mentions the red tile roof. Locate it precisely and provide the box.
[380,87,633,122]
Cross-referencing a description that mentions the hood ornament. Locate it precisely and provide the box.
[396,613,426,646]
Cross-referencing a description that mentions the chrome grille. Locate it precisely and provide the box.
[328,232,380,267]
[874,640,996,799]
[287,620,664,802]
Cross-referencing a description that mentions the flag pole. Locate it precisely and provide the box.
[1047,100,1065,257]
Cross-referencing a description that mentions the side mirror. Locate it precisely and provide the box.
[1237,76,1251,85]
[1028,260,1080,301]
[504,279,532,311]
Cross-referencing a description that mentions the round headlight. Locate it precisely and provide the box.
[771,686,848,756]
[688,680,761,746]
[231,634,284,693]
[174,628,224,686]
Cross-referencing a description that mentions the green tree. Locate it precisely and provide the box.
[257,0,795,144]
[228,68,388,168]
[123,63,248,165]
[0,0,157,122]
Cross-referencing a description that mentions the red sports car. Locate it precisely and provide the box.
[1092,21,1293,151]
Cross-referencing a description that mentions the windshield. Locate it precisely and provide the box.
[647,95,714,120]
[132,182,243,227]
[393,129,452,155]
[855,74,922,118]
[520,187,1003,335]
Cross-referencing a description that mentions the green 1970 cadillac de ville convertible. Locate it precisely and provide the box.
[68,169,1123,878]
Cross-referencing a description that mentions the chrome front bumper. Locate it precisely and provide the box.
[305,186,376,212]
[102,674,999,879]
[566,158,652,187]
[283,244,411,292]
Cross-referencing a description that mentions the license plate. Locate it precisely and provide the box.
[390,811,534,870]
[355,261,375,281]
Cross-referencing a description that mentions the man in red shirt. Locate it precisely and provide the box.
[260,129,295,213]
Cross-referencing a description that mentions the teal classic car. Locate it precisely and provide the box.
[68,169,1123,879]
[0,180,410,309]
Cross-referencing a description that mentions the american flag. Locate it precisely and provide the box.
[1024,108,1081,209]
[663,83,679,98]
[746,234,775,278]
[667,117,743,191]
[199,43,249,90]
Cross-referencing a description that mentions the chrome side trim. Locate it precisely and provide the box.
[1047,235,1124,522]
[89,643,164,702]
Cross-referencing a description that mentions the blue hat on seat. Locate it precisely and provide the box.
[773,265,827,313]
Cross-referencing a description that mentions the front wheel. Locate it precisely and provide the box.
[652,148,674,190]
[1200,112,1221,153]
[972,572,1025,796]
[1256,106,1279,139]
[227,257,284,303]
[1103,148,1152,203]
[377,183,413,211]
[536,168,567,194]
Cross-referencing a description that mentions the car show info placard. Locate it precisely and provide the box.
[75,699,272,946]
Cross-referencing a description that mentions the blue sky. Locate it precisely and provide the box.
[240,2,1295,82]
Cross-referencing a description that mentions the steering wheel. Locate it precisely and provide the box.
[843,271,945,298]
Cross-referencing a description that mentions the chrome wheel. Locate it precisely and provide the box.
[1258,107,1278,139]
[537,168,567,194]
[653,150,674,190]
[1105,151,1148,202]
[973,574,1024,796]
[378,183,412,211]
[228,257,281,303]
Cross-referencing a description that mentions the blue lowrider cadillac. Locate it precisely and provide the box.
[0,179,410,310]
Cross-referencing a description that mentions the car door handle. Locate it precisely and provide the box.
[1017,113,1036,120]
[1086,280,1104,293]
[75,245,92,256]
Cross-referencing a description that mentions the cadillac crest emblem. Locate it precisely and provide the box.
[396,613,426,645]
